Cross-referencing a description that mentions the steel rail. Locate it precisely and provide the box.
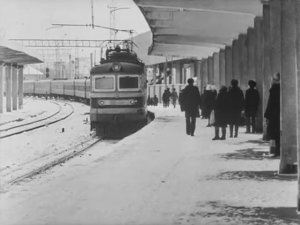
[0,101,61,132]
[0,102,74,139]
[5,137,102,186]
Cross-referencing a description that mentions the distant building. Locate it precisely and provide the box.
[23,65,44,80]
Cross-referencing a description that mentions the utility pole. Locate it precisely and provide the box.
[108,1,129,40]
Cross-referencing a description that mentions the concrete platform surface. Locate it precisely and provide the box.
[0,104,299,225]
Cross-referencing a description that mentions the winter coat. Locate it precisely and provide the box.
[214,90,229,127]
[171,91,178,102]
[245,88,260,117]
[153,96,158,106]
[264,83,280,140]
[202,90,217,118]
[181,85,201,117]
[162,90,171,102]
[227,86,244,124]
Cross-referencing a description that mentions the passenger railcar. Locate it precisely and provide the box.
[89,43,148,137]
[23,79,90,104]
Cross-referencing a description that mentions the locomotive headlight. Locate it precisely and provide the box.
[129,99,138,104]
[98,100,105,106]
[112,63,121,72]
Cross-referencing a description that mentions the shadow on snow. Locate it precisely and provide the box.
[216,170,296,182]
[176,201,300,225]
[219,148,271,160]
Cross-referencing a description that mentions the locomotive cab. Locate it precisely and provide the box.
[90,43,148,137]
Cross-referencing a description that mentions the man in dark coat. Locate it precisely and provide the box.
[153,95,158,106]
[227,79,244,137]
[264,73,280,157]
[162,88,171,107]
[245,80,260,133]
[212,86,229,140]
[181,78,201,136]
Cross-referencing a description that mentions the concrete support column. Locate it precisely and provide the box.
[203,59,208,90]
[179,62,183,84]
[190,62,195,79]
[163,60,167,86]
[213,52,220,89]
[196,61,201,90]
[270,0,282,75]
[238,34,248,91]
[199,60,204,93]
[204,59,209,86]
[174,62,180,85]
[207,56,213,84]
[295,0,300,211]
[18,66,24,109]
[219,49,226,86]
[279,0,298,174]
[232,39,240,81]
[153,65,157,85]
[12,66,18,110]
[5,64,12,112]
[225,46,233,86]
[247,28,256,81]
[0,63,3,113]
[262,2,272,139]
[200,60,206,92]
[254,17,264,133]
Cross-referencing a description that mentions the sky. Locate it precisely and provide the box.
[0,0,150,48]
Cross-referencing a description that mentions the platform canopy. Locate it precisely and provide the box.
[0,45,42,65]
[133,0,263,59]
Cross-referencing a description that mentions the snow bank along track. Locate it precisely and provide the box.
[1,137,103,188]
[0,101,74,139]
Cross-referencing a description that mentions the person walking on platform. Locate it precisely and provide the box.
[245,80,260,133]
[203,84,217,126]
[212,86,229,140]
[227,79,244,138]
[153,95,158,106]
[162,88,171,107]
[264,73,280,157]
[170,88,178,108]
[180,78,201,136]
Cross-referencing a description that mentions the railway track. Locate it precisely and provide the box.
[0,101,60,130]
[1,136,102,188]
[0,101,74,139]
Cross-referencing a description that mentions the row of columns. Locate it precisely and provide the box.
[0,63,24,113]
[198,0,300,167]
[196,0,300,209]
[147,0,300,211]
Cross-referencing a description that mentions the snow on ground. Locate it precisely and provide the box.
[0,102,299,225]
[0,97,59,127]
[0,97,92,186]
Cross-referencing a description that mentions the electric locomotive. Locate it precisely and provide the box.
[89,41,148,137]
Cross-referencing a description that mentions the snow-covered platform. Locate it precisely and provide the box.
[0,104,299,225]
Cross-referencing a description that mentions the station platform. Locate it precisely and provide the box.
[0,104,299,225]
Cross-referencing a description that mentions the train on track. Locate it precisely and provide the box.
[24,40,151,137]
[24,79,90,103]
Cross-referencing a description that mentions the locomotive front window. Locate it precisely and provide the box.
[118,75,139,91]
[93,75,115,91]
